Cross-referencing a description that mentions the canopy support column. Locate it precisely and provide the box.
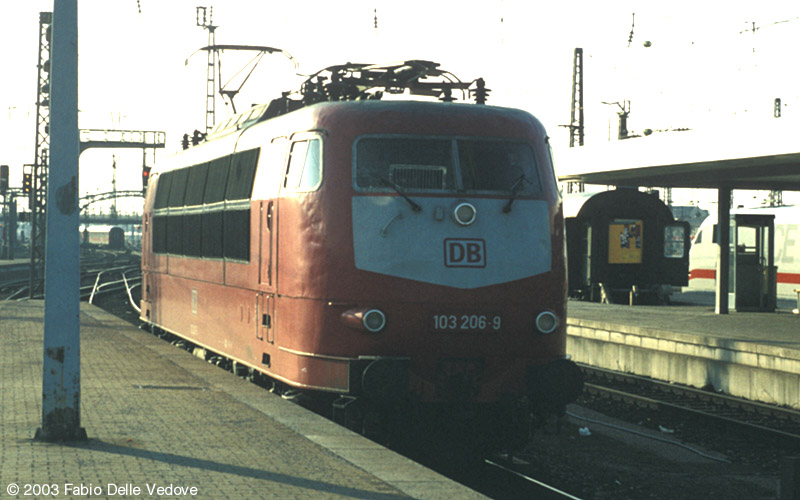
[715,187,731,315]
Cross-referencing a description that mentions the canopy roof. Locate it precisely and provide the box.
[556,122,800,190]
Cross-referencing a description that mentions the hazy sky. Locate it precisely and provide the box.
[2,0,799,212]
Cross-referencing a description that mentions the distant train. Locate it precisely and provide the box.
[687,205,800,308]
[81,225,125,250]
[139,60,583,444]
[564,188,690,303]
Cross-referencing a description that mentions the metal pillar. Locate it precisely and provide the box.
[35,0,85,442]
[715,187,731,315]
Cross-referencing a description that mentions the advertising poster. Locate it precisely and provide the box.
[608,219,643,264]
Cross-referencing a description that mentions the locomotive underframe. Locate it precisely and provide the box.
[143,316,581,448]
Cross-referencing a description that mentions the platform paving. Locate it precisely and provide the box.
[0,301,487,500]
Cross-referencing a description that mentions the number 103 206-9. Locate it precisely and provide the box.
[433,314,501,331]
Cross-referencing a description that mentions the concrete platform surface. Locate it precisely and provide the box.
[568,298,800,348]
[566,298,800,408]
[0,301,487,500]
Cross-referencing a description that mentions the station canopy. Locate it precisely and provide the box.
[556,121,800,191]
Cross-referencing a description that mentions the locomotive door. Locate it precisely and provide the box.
[259,200,276,287]
[258,200,277,344]
[258,292,274,343]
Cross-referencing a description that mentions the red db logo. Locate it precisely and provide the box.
[444,239,486,268]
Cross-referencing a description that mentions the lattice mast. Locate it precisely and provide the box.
[565,48,585,194]
[196,6,217,133]
[568,48,585,148]
[30,11,52,297]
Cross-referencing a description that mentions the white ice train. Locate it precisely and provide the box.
[687,205,800,306]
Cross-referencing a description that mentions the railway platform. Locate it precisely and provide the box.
[567,295,800,409]
[0,300,487,500]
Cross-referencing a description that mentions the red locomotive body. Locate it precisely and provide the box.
[141,92,581,438]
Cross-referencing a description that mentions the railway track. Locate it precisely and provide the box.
[580,364,800,442]
[0,250,139,301]
[482,457,586,500]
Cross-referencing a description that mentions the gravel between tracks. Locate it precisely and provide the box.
[514,396,782,500]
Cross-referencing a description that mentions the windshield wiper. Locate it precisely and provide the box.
[381,177,422,213]
[502,174,527,213]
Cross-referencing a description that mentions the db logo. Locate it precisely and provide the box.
[444,238,486,268]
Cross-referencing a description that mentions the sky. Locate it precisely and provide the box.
[2,0,799,214]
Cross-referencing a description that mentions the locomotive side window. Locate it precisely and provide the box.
[204,157,231,204]
[223,148,259,261]
[153,172,172,209]
[284,139,322,192]
[166,168,189,256]
[458,140,541,194]
[223,207,250,261]
[152,172,171,254]
[167,168,189,207]
[150,173,169,253]
[202,211,223,258]
[166,213,184,255]
[150,148,260,261]
[226,148,260,200]
[184,162,209,206]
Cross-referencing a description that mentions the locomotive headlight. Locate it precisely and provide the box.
[535,311,559,334]
[340,307,387,333]
[362,309,387,333]
[453,202,477,226]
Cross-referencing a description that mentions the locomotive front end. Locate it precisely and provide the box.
[308,102,583,437]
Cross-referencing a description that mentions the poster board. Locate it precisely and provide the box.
[608,219,643,264]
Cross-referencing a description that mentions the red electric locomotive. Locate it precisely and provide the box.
[140,61,582,443]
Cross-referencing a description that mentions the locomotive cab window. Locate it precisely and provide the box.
[664,224,686,258]
[458,140,540,194]
[284,138,322,192]
[355,137,454,191]
[354,136,540,194]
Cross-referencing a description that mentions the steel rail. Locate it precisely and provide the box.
[87,265,140,303]
[484,458,586,500]
[580,364,800,442]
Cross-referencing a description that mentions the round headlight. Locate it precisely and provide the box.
[362,309,387,333]
[535,311,559,334]
[453,202,477,226]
